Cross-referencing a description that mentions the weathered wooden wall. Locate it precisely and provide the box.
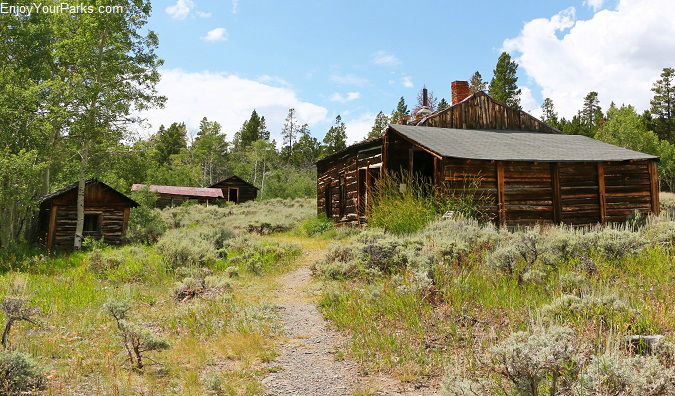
[40,181,135,250]
[419,92,560,134]
[441,159,658,226]
[317,144,381,223]
[210,177,257,204]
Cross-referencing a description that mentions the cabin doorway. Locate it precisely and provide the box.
[412,150,435,182]
[228,188,238,203]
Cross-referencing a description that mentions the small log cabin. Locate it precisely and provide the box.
[209,176,258,204]
[131,184,224,207]
[317,82,660,226]
[38,179,138,250]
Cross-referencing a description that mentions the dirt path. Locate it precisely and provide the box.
[262,239,438,396]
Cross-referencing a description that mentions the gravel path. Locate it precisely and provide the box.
[262,245,439,396]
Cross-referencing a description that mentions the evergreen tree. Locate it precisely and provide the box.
[581,91,603,135]
[469,71,487,93]
[558,114,584,136]
[322,115,347,156]
[368,111,389,138]
[437,98,449,111]
[236,109,269,149]
[290,125,321,168]
[281,108,298,161]
[390,97,410,124]
[650,67,674,143]
[541,98,559,127]
[489,52,521,109]
[155,123,187,165]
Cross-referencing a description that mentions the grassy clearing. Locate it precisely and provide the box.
[0,199,315,395]
[315,208,675,393]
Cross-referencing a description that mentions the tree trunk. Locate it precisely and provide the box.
[74,144,88,250]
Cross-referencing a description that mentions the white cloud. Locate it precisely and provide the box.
[232,0,239,14]
[504,0,675,118]
[196,11,212,18]
[202,28,228,42]
[519,86,539,114]
[401,76,414,88]
[584,0,604,12]
[344,112,376,144]
[165,0,193,20]
[372,51,401,66]
[258,75,291,88]
[329,92,361,103]
[329,73,370,87]
[137,69,328,144]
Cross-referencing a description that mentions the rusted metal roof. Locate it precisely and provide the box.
[131,184,224,198]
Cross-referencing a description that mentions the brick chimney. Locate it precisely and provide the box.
[451,81,470,105]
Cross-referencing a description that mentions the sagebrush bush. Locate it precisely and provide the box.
[301,214,334,236]
[540,293,638,330]
[223,237,300,275]
[489,326,578,396]
[0,350,45,395]
[156,228,220,268]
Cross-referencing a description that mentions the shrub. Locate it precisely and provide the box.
[0,297,37,349]
[489,325,577,396]
[156,228,219,269]
[301,214,334,236]
[225,266,239,278]
[576,352,675,395]
[84,249,123,274]
[223,237,300,275]
[0,350,45,395]
[105,299,169,371]
[540,293,637,329]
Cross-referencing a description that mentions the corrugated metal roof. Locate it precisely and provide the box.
[131,184,224,198]
[389,125,658,162]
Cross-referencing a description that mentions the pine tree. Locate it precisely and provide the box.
[368,111,390,138]
[541,98,559,127]
[650,67,674,143]
[236,109,270,150]
[155,123,187,165]
[581,91,603,135]
[281,108,298,161]
[290,125,321,168]
[390,97,410,124]
[489,52,521,109]
[437,98,449,111]
[469,71,487,94]
[322,115,347,156]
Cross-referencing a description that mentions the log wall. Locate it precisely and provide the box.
[50,206,128,248]
[210,177,257,204]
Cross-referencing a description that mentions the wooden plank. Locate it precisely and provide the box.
[550,162,562,224]
[648,160,660,215]
[497,161,505,227]
[598,162,607,224]
[122,207,130,238]
[46,205,58,251]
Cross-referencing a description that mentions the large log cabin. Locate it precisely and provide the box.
[316,82,660,226]
[38,179,138,250]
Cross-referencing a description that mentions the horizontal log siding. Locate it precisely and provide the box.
[52,206,127,247]
[422,92,559,134]
[504,162,554,225]
[603,161,652,223]
[443,158,498,220]
[559,163,601,225]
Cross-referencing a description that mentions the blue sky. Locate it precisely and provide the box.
[140,0,675,145]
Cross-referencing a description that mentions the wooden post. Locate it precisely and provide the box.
[408,148,414,173]
[550,163,562,224]
[597,162,607,224]
[122,207,130,238]
[648,160,660,215]
[382,133,388,172]
[46,204,58,251]
[497,161,506,227]
[434,157,439,186]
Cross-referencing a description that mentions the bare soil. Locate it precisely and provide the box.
[262,242,439,396]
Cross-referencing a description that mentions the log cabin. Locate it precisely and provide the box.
[38,179,138,250]
[131,184,224,207]
[209,176,258,204]
[316,81,660,226]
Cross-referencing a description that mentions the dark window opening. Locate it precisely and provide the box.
[339,176,346,218]
[412,150,435,182]
[324,183,332,219]
[358,168,367,216]
[83,214,101,233]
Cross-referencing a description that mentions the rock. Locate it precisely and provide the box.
[624,335,664,354]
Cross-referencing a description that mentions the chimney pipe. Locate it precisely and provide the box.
[451,81,470,105]
[423,87,428,107]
